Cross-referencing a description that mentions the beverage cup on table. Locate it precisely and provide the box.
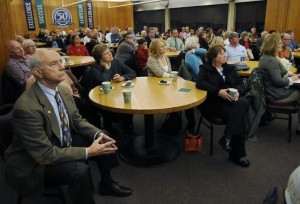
[65,56,70,64]
[171,71,178,82]
[102,81,111,94]
[228,88,238,97]
[122,90,132,103]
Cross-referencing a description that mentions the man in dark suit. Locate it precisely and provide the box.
[46,31,67,53]
[4,49,132,204]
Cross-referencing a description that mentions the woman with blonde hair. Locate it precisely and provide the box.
[147,39,172,77]
[259,33,300,134]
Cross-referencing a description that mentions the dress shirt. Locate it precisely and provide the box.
[83,35,91,45]
[166,37,184,51]
[5,56,31,85]
[225,44,248,62]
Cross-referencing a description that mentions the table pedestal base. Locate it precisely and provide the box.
[119,136,180,167]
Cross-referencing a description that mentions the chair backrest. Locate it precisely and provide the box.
[1,70,25,105]
[178,60,193,81]
[0,104,14,160]
[172,50,187,71]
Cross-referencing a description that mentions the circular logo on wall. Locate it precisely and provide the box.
[52,8,72,27]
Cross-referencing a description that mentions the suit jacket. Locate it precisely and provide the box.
[258,54,294,101]
[4,82,99,196]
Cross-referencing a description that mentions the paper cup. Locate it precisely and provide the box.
[171,71,178,82]
[65,57,70,64]
[102,81,111,94]
[122,90,131,103]
[228,88,238,97]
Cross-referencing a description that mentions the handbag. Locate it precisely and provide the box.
[185,132,202,152]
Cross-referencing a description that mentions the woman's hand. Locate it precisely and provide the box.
[112,74,125,82]
[218,89,235,102]
[291,75,299,81]
[100,61,109,69]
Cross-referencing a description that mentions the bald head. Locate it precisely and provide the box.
[15,35,25,45]
[6,40,24,58]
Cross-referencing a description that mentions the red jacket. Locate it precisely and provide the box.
[67,44,89,56]
[135,47,149,69]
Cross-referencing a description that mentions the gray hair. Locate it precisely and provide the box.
[184,36,199,50]
[29,49,45,70]
[22,39,35,49]
[261,31,268,38]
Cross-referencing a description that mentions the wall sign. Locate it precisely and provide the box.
[23,0,36,31]
[77,3,85,28]
[52,8,72,27]
[36,0,46,28]
[86,2,94,29]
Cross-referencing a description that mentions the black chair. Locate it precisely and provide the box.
[0,104,67,204]
[266,101,298,142]
[195,114,225,156]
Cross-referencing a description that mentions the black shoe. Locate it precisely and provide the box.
[218,137,231,153]
[98,182,133,197]
[229,156,250,167]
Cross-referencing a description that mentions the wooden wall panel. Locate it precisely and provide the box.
[10,0,133,38]
[265,0,300,42]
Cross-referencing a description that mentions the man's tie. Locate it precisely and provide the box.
[174,38,178,51]
[55,91,72,147]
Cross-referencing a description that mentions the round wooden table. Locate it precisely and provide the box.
[165,51,180,58]
[237,61,297,77]
[63,56,95,68]
[35,42,46,47]
[89,77,207,167]
[36,47,62,52]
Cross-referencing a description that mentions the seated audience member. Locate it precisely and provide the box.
[165,28,172,39]
[249,27,258,42]
[256,31,268,55]
[111,27,121,43]
[285,166,300,204]
[223,30,231,46]
[83,28,91,45]
[147,39,172,77]
[179,27,186,41]
[184,36,207,81]
[259,33,300,134]
[206,27,215,46]
[279,33,293,63]
[225,32,249,62]
[239,31,254,60]
[81,44,136,133]
[64,30,74,46]
[183,36,207,136]
[22,39,37,58]
[36,29,45,39]
[210,29,225,47]
[105,27,113,43]
[145,27,157,48]
[287,30,299,51]
[2,40,34,104]
[114,32,139,75]
[85,32,99,55]
[196,44,250,167]
[46,31,66,53]
[4,49,132,204]
[166,29,184,52]
[141,25,147,34]
[67,34,90,79]
[67,34,89,56]
[15,35,25,45]
[140,30,147,39]
[135,38,149,76]
[196,30,209,50]
[126,27,136,42]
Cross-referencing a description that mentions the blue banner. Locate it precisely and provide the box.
[36,0,46,28]
[23,0,35,31]
[86,2,94,29]
[77,3,85,28]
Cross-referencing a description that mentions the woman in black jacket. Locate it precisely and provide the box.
[196,44,250,167]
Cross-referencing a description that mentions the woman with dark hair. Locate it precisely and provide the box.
[196,44,250,167]
[81,43,136,134]
[135,38,149,76]
[196,30,209,50]
[67,34,89,56]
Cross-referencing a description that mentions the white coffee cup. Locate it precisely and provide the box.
[65,57,70,64]
[102,81,111,94]
[228,88,238,97]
